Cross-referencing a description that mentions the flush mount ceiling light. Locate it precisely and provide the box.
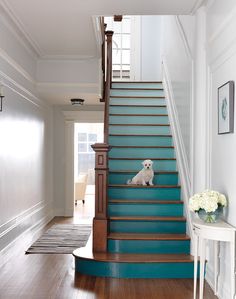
[70,98,84,106]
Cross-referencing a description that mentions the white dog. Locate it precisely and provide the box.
[127,159,154,186]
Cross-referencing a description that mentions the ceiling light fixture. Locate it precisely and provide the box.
[70,98,84,106]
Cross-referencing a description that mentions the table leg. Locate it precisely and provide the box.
[194,232,198,299]
[230,233,235,299]
[199,237,206,299]
[214,241,219,295]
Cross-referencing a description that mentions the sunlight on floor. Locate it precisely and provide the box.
[74,184,95,224]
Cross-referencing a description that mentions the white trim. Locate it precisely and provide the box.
[175,16,193,60]
[92,15,103,57]
[0,0,43,57]
[0,47,36,84]
[0,2,38,59]
[162,58,193,241]
[37,82,98,88]
[208,4,236,45]
[0,70,50,109]
[0,201,53,262]
[209,38,236,73]
[190,0,207,15]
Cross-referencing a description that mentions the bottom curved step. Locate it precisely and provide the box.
[73,239,196,278]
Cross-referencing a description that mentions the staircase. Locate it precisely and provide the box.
[73,81,195,278]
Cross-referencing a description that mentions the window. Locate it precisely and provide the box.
[105,16,136,80]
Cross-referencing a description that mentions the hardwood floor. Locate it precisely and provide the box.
[0,187,217,299]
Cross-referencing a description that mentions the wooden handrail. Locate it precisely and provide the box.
[92,28,113,253]
[103,30,113,143]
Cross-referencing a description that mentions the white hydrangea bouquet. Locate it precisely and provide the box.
[189,189,227,223]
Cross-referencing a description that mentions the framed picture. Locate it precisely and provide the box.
[218,81,234,134]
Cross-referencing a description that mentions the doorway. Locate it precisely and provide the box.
[73,123,104,223]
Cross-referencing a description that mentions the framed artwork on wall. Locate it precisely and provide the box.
[218,81,234,134]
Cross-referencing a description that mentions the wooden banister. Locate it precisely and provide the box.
[103,30,113,143]
[92,27,113,253]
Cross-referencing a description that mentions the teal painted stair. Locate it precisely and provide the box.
[74,81,194,278]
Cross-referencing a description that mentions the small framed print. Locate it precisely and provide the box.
[218,81,234,134]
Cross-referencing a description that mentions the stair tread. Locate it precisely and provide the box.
[109,134,172,137]
[110,123,169,126]
[109,170,178,174]
[109,114,168,116]
[110,96,165,99]
[109,184,180,188]
[111,88,164,91]
[109,216,186,221]
[108,233,190,240]
[74,248,194,263]
[109,157,176,160]
[110,104,166,107]
[109,200,183,204]
[111,145,173,149]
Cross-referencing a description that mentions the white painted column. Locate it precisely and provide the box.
[192,6,208,193]
[64,120,75,216]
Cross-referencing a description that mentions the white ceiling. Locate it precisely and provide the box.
[3,0,202,58]
[0,0,203,106]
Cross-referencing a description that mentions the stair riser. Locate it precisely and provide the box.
[111,89,164,97]
[109,160,177,171]
[109,173,178,185]
[109,115,169,125]
[109,125,170,135]
[75,259,195,278]
[110,98,166,105]
[112,83,163,89]
[109,148,175,159]
[109,220,186,233]
[109,106,167,114]
[109,136,173,146]
[108,203,183,216]
[108,240,190,254]
[108,187,180,200]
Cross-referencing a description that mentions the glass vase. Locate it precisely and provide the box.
[197,206,224,223]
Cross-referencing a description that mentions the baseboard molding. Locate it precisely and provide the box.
[162,58,193,241]
[205,263,230,299]
[0,201,53,265]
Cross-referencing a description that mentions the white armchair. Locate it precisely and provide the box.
[75,173,88,205]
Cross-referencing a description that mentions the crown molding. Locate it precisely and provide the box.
[0,0,43,57]
[190,0,207,15]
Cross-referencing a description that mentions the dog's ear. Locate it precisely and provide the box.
[142,161,145,166]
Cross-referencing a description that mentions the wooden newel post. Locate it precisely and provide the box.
[91,143,111,252]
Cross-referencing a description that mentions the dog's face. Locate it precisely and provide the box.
[142,159,153,170]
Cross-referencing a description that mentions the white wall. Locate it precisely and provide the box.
[162,2,236,297]
[161,15,194,167]
[140,16,162,80]
[205,1,236,297]
[53,105,104,216]
[0,11,53,255]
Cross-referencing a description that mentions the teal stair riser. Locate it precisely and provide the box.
[75,259,196,278]
[109,220,186,234]
[109,106,167,114]
[108,240,190,254]
[112,83,163,89]
[109,160,176,172]
[110,98,166,105]
[109,173,178,185]
[109,148,175,159]
[109,115,169,125]
[108,187,180,200]
[109,136,173,146]
[111,89,164,97]
[108,203,183,216]
[109,125,170,135]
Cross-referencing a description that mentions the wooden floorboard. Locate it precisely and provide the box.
[0,216,217,299]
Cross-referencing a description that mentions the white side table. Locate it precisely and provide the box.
[193,218,236,299]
